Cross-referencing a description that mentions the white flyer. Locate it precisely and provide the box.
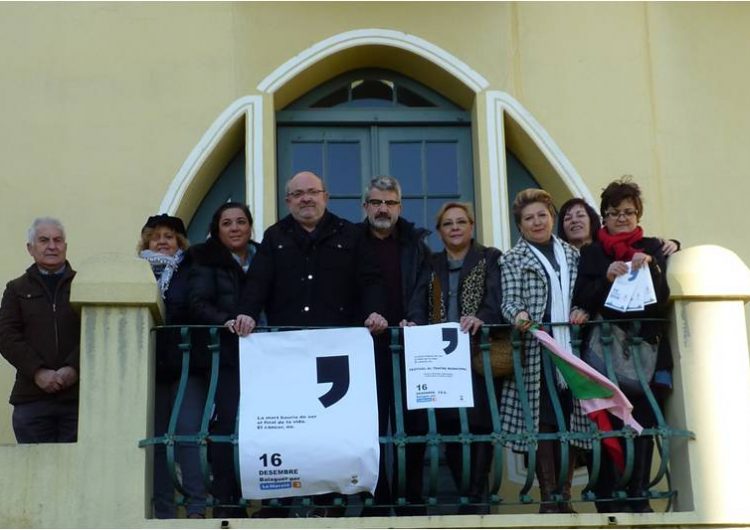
[605,261,657,312]
[403,323,474,410]
[238,327,379,499]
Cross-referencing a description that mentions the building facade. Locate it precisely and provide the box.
[1,2,749,526]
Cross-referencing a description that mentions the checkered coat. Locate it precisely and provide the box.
[498,236,591,451]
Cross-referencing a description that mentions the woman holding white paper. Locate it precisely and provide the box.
[572,176,671,513]
[424,202,503,514]
[499,188,589,513]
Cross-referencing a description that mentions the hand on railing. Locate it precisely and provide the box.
[228,314,256,336]
[569,308,589,325]
[514,311,533,332]
[364,312,388,335]
[459,315,484,335]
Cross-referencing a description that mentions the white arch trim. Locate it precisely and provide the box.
[485,90,595,250]
[257,28,490,94]
[159,95,265,235]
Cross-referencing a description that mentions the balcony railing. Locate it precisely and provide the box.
[139,320,694,518]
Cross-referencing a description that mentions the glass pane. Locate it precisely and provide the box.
[327,197,363,224]
[506,150,540,245]
[426,142,459,195]
[291,142,324,177]
[326,142,362,195]
[351,79,393,103]
[401,197,426,231]
[311,86,349,108]
[427,197,456,252]
[396,86,435,107]
[389,142,423,195]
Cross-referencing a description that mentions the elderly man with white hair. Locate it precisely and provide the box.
[0,217,80,443]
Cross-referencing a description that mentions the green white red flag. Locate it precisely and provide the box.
[530,328,643,471]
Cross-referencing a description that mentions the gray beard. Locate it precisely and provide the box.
[371,217,395,230]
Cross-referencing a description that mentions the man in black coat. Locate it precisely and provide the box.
[234,171,387,517]
[0,217,80,443]
[236,171,387,333]
[357,176,431,515]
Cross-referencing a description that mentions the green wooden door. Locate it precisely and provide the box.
[276,124,473,250]
[275,69,474,250]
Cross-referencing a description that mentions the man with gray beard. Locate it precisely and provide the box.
[358,176,432,516]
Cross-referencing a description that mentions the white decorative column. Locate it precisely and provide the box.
[667,245,750,523]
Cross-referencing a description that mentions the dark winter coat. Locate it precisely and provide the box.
[427,241,503,326]
[242,211,385,327]
[359,217,432,324]
[573,236,672,372]
[154,254,209,381]
[0,263,80,405]
[188,238,258,368]
[573,237,670,342]
[425,242,503,432]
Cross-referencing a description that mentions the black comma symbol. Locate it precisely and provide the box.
[316,355,350,408]
[442,328,458,355]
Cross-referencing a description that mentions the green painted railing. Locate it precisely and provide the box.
[139,320,694,517]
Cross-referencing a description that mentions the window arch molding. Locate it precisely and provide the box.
[485,90,595,249]
[158,31,593,248]
[257,28,490,95]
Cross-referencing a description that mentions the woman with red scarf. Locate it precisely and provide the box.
[573,177,671,513]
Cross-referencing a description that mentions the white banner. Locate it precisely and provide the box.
[238,327,379,499]
[403,323,474,410]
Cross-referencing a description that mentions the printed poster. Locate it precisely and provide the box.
[605,261,657,312]
[403,323,474,410]
[238,327,379,499]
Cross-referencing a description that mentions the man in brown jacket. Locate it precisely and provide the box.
[0,217,80,443]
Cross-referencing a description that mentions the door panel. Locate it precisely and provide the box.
[378,127,473,250]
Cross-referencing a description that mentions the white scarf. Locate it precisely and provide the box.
[526,236,572,388]
[139,249,184,300]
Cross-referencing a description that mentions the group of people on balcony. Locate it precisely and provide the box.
[0,171,678,519]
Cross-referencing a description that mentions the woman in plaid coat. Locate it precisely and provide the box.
[499,189,589,513]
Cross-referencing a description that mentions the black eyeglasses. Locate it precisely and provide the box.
[286,189,326,199]
[366,199,401,207]
[604,209,638,220]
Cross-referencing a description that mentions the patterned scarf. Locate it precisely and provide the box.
[597,226,644,261]
[139,249,184,300]
[429,257,487,323]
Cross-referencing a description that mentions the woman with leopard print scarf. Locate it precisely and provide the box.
[421,202,503,515]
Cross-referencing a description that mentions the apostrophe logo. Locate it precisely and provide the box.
[442,327,458,355]
[350,475,359,485]
[316,355,350,408]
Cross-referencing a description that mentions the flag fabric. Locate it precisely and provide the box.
[530,328,643,471]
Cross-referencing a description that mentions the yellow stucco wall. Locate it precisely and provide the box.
[0,1,748,443]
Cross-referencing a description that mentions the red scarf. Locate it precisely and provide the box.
[597,226,644,261]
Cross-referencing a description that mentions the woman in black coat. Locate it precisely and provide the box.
[573,177,671,513]
[188,202,258,518]
[138,214,208,519]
